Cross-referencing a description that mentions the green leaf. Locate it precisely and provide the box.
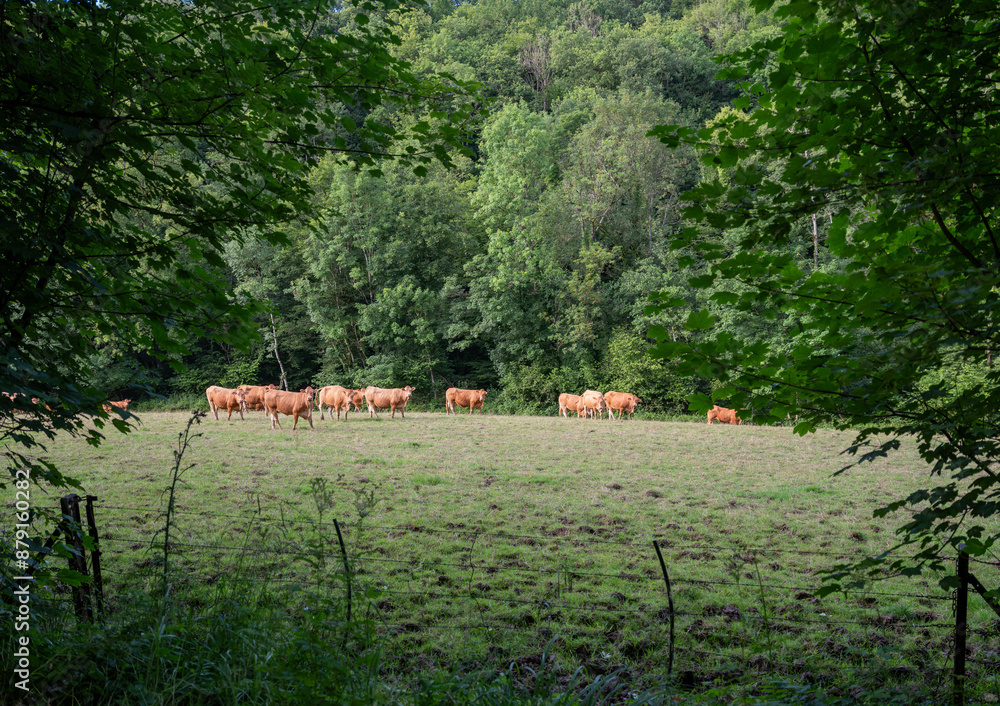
[684,309,717,331]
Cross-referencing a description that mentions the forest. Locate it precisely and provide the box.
[4,1,1000,702]
[96,0,792,415]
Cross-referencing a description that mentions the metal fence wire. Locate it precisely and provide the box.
[65,499,1000,692]
[6,494,998,700]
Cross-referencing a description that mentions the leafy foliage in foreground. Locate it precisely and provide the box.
[0,0,483,488]
[647,0,1000,584]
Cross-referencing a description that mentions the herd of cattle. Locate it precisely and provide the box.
[3,387,743,427]
[202,384,743,429]
[1,393,132,415]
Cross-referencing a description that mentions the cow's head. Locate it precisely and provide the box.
[235,387,247,412]
[403,385,415,399]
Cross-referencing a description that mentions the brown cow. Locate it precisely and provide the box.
[445,388,487,415]
[317,385,363,421]
[363,386,415,419]
[264,388,314,430]
[205,387,246,421]
[349,390,365,412]
[558,393,582,418]
[582,390,607,420]
[102,399,132,414]
[2,392,31,413]
[237,384,277,413]
[707,405,742,425]
[604,391,641,420]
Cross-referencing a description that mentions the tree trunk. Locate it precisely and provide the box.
[812,212,819,269]
[269,311,287,390]
[427,351,437,400]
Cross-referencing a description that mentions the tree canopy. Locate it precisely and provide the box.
[0,0,483,487]
[647,0,1000,584]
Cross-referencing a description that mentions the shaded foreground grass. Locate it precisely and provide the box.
[5,411,1000,703]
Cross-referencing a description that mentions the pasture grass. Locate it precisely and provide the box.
[6,409,1000,702]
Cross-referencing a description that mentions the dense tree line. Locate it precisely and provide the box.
[104,0,789,414]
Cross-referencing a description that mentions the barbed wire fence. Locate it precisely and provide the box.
[77,499,1000,697]
[5,494,997,702]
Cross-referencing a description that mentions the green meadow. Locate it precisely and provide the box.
[8,410,1000,702]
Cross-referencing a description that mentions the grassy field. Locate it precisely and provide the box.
[7,409,1000,701]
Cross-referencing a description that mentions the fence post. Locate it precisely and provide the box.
[85,496,104,619]
[333,518,352,625]
[59,494,93,623]
[653,540,675,678]
[954,550,969,706]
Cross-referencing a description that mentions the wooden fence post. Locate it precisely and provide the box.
[653,540,675,679]
[59,494,93,623]
[85,495,104,619]
[333,519,352,624]
[954,550,969,706]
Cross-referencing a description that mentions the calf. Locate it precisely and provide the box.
[445,388,487,415]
